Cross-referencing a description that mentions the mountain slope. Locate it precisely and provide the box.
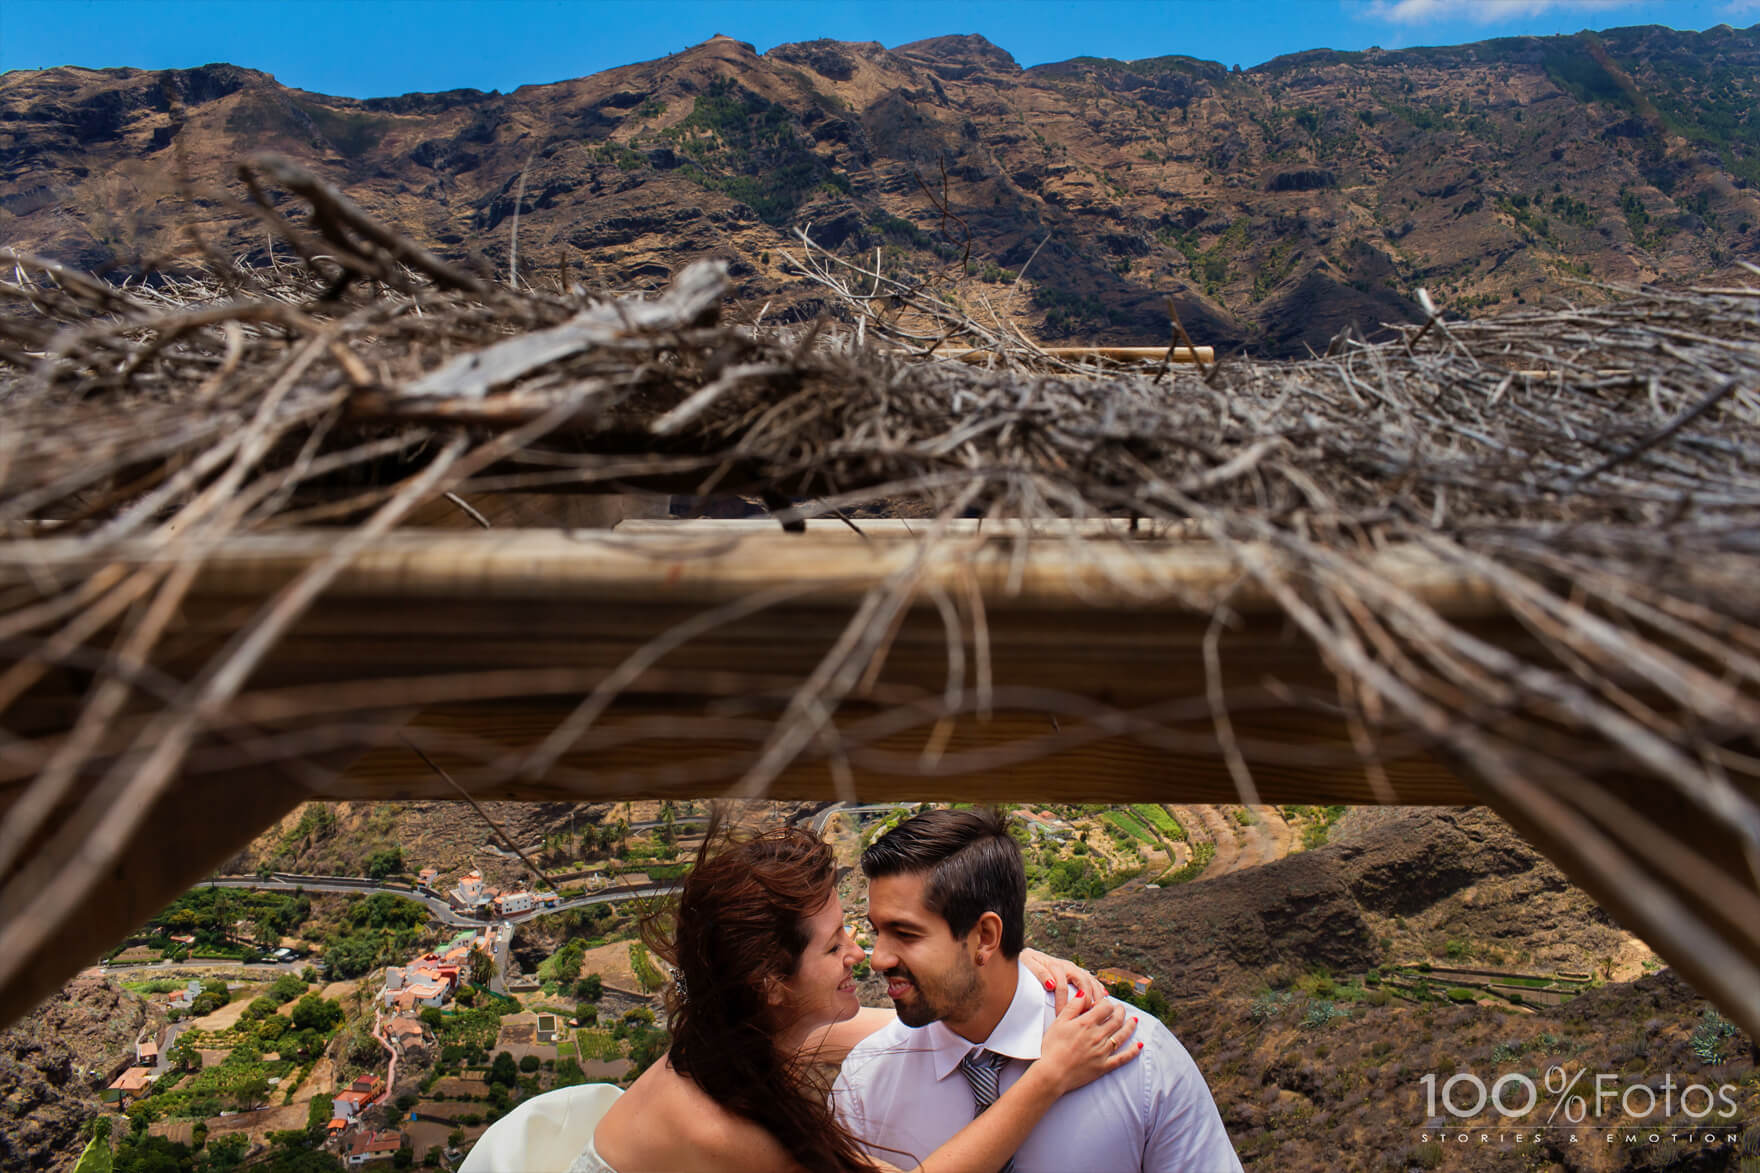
[2,24,1756,356]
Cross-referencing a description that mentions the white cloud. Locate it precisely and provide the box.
[1357,0,1642,25]
[1719,0,1760,18]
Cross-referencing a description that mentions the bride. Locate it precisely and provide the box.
[463,822,1138,1172]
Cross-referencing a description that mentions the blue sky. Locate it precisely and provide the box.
[2,0,1755,98]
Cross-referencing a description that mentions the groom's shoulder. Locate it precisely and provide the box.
[837,1015,930,1096]
[845,1014,914,1063]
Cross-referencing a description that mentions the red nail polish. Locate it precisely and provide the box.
[1132,1017,1138,1025]
[1045,980,1055,991]
[1136,1042,1143,1050]
[1074,989,1083,997]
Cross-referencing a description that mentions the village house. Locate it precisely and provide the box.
[1095,967,1154,998]
[415,867,439,888]
[134,1033,158,1066]
[167,979,202,1010]
[385,1015,427,1054]
[104,1067,153,1104]
[1018,810,1074,841]
[380,965,450,1012]
[380,936,473,1011]
[450,870,494,911]
[492,889,535,916]
[332,1074,385,1121]
[345,1128,405,1165]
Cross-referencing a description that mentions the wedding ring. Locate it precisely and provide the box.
[1110,1033,1119,1048]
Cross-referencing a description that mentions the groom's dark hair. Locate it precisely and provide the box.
[861,807,1025,957]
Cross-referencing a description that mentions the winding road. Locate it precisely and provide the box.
[202,872,671,926]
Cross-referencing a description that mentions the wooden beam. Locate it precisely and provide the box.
[3,526,1754,1039]
[0,765,301,1029]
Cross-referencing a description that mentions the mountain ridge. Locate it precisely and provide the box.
[3,24,1756,357]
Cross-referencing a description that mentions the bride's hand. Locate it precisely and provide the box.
[1036,993,1140,1095]
[1019,947,1110,1012]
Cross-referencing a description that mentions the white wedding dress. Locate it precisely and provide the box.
[457,1083,624,1173]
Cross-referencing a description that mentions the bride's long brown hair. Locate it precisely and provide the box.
[644,813,875,1171]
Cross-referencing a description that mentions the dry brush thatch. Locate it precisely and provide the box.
[0,157,1757,1035]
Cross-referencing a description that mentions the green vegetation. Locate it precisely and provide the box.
[1251,240,1297,302]
[1541,36,1631,110]
[436,1004,504,1058]
[136,1043,300,1120]
[1041,856,1109,899]
[660,78,847,226]
[1619,187,1660,249]
[267,972,309,1005]
[1284,805,1347,849]
[365,847,405,880]
[629,942,665,992]
[575,1029,622,1061]
[1548,193,1595,229]
[967,260,1018,284]
[1384,101,1443,132]
[322,893,431,978]
[278,804,338,857]
[1406,1140,1445,1170]
[553,1057,588,1088]
[1302,999,1349,1029]
[1496,194,1553,242]
[1689,1007,1738,1065]
[1131,805,1185,841]
[123,978,184,995]
[538,939,587,987]
[1035,285,1129,334]
[117,887,313,961]
[592,140,648,170]
[72,1131,113,1173]
[1160,840,1215,885]
[874,212,931,249]
[624,1023,669,1080]
[113,1129,340,1173]
[1102,810,1155,845]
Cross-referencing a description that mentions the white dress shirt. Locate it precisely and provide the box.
[834,964,1241,1173]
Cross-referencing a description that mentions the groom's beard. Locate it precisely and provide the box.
[884,957,982,1028]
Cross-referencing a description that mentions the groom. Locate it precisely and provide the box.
[834,807,1241,1172]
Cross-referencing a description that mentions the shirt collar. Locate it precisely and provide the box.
[925,963,1048,1082]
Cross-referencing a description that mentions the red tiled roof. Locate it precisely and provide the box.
[109,1067,152,1092]
[349,1130,405,1156]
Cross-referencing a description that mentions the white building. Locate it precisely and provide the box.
[451,870,493,909]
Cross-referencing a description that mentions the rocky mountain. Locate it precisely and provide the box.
[1031,808,1759,1171]
[0,976,159,1170]
[3,24,1756,356]
[1032,806,1638,1003]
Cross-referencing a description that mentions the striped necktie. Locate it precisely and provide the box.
[957,1049,1015,1173]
